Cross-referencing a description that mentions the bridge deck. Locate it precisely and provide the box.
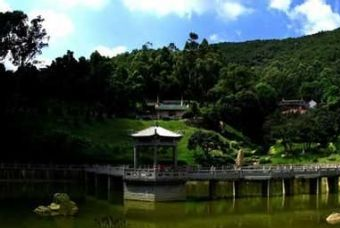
[122,164,340,182]
[0,164,340,182]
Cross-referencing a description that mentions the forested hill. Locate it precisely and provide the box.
[2,10,340,164]
[215,28,340,68]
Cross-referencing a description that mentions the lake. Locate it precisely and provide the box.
[0,185,339,228]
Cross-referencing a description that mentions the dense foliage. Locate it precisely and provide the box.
[2,11,340,164]
[188,131,235,166]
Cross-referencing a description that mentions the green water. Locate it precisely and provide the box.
[1,194,340,228]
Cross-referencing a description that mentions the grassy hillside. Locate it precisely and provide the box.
[1,111,255,165]
[68,118,198,164]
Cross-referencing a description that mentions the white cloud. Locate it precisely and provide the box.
[269,0,292,12]
[121,0,253,20]
[94,45,128,57]
[29,10,74,42]
[0,0,10,12]
[209,33,225,43]
[268,0,340,35]
[122,0,207,18]
[217,1,253,21]
[289,0,340,35]
[209,34,219,42]
[44,0,109,10]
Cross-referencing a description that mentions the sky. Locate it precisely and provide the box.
[2,0,340,66]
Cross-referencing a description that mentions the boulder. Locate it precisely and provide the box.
[53,193,70,204]
[34,193,78,217]
[34,206,52,216]
[326,213,340,224]
[48,203,60,211]
[59,200,79,216]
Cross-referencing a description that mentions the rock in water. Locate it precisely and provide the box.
[34,206,52,216]
[53,193,70,204]
[48,202,60,211]
[59,200,79,216]
[34,193,78,217]
[326,213,340,224]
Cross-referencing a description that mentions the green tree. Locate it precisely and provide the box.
[188,131,233,165]
[0,11,48,66]
[255,82,278,114]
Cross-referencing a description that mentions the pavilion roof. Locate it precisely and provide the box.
[131,126,182,138]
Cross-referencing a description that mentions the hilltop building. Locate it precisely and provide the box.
[278,99,317,115]
[142,97,190,119]
[155,99,189,119]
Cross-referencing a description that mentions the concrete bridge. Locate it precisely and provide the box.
[1,163,340,201]
[86,164,340,201]
[122,164,340,181]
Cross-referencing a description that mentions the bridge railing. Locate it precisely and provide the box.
[85,165,126,176]
[1,163,340,181]
[0,163,87,170]
[187,169,240,180]
[122,164,340,181]
[123,168,187,182]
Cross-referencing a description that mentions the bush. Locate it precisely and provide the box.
[259,157,272,164]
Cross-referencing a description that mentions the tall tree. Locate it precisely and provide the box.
[0,11,48,66]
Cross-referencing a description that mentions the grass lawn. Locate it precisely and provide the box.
[265,142,340,165]
[20,114,340,165]
[67,118,199,164]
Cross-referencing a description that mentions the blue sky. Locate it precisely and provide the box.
[2,0,340,65]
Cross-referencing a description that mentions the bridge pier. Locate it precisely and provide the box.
[261,180,270,197]
[294,178,310,195]
[327,177,339,194]
[309,178,321,195]
[84,172,88,195]
[238,181,265,197]
[94,174,98,197]
[107,175,111,201]
[124,181,186,201]
[282,179,294,196]
[233,181,240,198]
[208,180,218,200]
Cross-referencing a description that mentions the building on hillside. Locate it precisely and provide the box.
[155,99,189,119]
[137,98,190,120]
[137,97,190,119]
[278,99,317,115]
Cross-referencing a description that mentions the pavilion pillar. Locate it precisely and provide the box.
[173,146,178,168]
[133,146,137,169]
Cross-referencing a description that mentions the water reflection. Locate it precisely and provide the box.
[123,195,337,228]
[0,180,338,228]
[94,216,127,228]
[0,181,85,201]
